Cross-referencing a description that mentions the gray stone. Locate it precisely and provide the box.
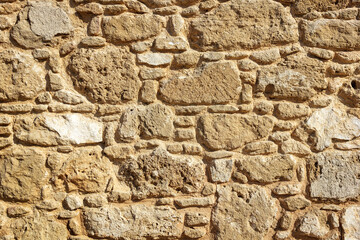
[308,151,360,201]
[83,205,183,239]
[137,53,173,66]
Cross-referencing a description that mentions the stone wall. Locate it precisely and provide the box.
[0,0,360,239]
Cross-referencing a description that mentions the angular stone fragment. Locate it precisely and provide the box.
[272,183,302,196]
[209,159,233,183]
[154,36,188,51]
[341,206,360,240]
[256,54,326,101]
[308,151,360,201]
[213,184,278,240]
[83,205,183,239]
[68,46,140,104]
[28,2,72,41]
[305,104,360,151]
[117,148,204,199]
[296,210,329,238]
[102,13,161,43]
[12,214,68,240]
[302,19,360,50]
[198,114,273,150]
[0,50,45,102]
[160,61,240,105]
[0,147,48,202]
[63,195,83,210]
[236,155,296,183]
[282,196,311,211]
[189,0,298,51]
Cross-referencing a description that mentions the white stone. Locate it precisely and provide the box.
[297,212,329,238]
[306,103,360,151]
[210,159,233,183]
[44,114,103,145]
[64,195,83,210]
[137,53,173,66]
[342,206,360,240]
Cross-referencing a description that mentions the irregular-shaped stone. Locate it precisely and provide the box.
[305,104,360,151]
[0,50,45,102]
[198,114,273,150]
[28,2,72,41]
[256,54,326,101]
[102,13,161,43]
[308,151,360,201]
[160,61,240,105]
[83,205,183,239]
[236,155,296,183]
[189,0,298,51]
[137,53,173,67]
[302,19,360,50]
[293,0,349,15]
[117,148,205,200]
[68,46,140,104]
[213,184,278,240]
[210,159,233,183]
[341,206,360,240]
[0,147,48,202]
[296,210,329,238]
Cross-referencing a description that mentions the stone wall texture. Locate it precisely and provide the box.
[1,0,360,239]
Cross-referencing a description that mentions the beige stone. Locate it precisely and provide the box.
[160,61,240,105]
[68,46,140,104]
[236,155,296,183]
[198,114,273,150]
[341,206,360,240]
[243,141,278,155]
[282,196,311,211]
[213,184,278,240]
[154,36,188,51]
[185,212,209,226]
[102,13,161,43]
[174,196,215,208]
[293,0,349,15]
[189,0,298,51]
[209,159,233,183]
[296,210,329,238]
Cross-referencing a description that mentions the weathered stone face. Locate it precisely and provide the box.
[189,0,298,51]
[117,148,205,200]
[160,61,240,105]
[341,206,360,240]
[308,151,360,201]
[213,184,278,240]
[198,114,274,150]
[68,46,140,104]
[83,205,183,239]
[0,50,45,102]
[102,13,162,43]
[0,147,48,202]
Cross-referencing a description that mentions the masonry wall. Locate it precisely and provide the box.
[0,0,360,239]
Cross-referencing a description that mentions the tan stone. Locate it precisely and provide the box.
[189,0,298,51]
[185,212,209,226]
[243,141,278,155]
[198,114,273,150]
[160,61,240,105]
[236,155,296,183]
[174,196,215,208]
[296,210,329,238]
[293,0,349,15]
[68,46,140,104]
[117,148,204,199]
[341,206,360,240]
[213,184,278,240]
[0,147,48,202]
[282,196,311,211]
[102,13,162,43]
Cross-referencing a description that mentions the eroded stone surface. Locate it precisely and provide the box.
[160,61,240,105]
[68,46,140,104]
[213,183,278,240]
[0,50,45,102]
[189,0,298,51]
[341,206,360,240]
[83,205,183,239]
[308,151,360,201]
[0,147,48,202]
[198,114,274,150]
[117,148,205,200]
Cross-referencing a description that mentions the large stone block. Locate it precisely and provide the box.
[189,0,298,51]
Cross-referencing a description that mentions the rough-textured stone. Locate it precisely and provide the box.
[213,184,278,240]
[0,147,48,202]
[198,114,273,150]
[137,53,173,66]
[236,155,296,183]
[308,151,360,201]
[305,104,360,151]
[341,206,360,240]
[302,19,360,50]
[296,210,329,238]
[117,148,204,199]
[83,205,183,239]
[209,159,233,183]
[102,13,161,43]
[0,50,45,102]
[160,61,240,105]
[293,0,349,15]
[68,46,140,104]
[189,0,298,51]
